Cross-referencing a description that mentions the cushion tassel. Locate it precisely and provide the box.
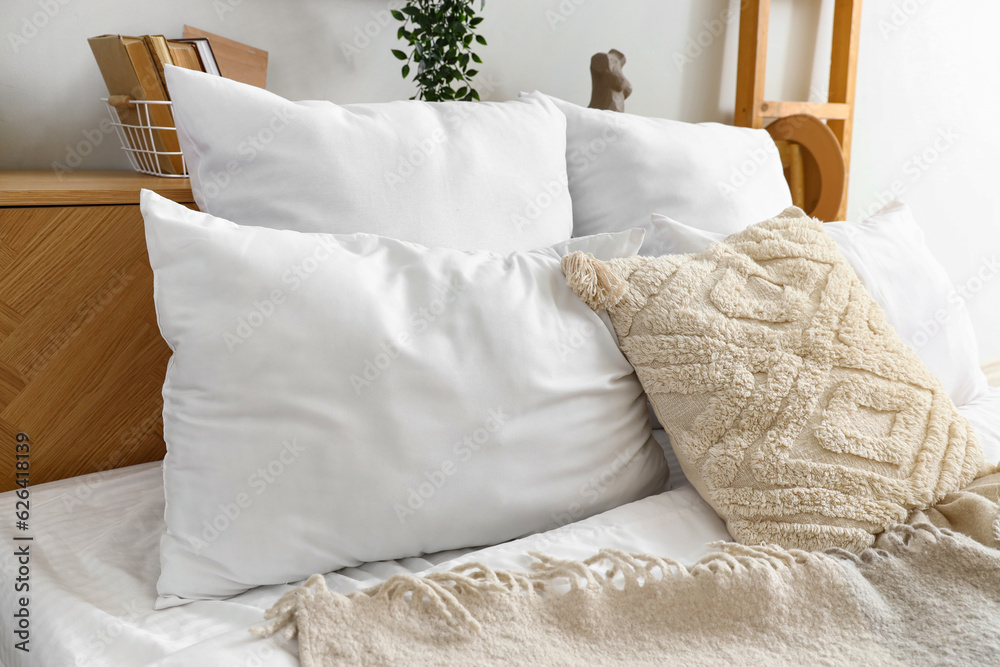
[561,252,627,311]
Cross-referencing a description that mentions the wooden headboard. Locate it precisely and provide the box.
[0,171,190,492]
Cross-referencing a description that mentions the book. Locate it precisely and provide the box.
[142,34,174,89]
[88,35,144,129]
[88,34,184,175]
[166,40,204,72]
[89,28,264,176]
[172,37,220,76]
[120,35,185,174]
[183,25,267,88]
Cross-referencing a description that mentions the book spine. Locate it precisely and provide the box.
[122,38,184,175]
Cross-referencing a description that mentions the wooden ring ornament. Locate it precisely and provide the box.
[765,114,847,222]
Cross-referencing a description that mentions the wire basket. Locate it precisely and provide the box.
[103,97,188,177]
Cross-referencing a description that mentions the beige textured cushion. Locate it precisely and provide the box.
[562,208,987,552]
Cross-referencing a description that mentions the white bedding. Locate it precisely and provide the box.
[0,432,729,667]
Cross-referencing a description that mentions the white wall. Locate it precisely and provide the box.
[2,0,997,359]
[847,1,1000,363]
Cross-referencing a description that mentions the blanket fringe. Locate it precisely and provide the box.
[251,573,327,640]
[824,520,954,564]
[252,522,946,641]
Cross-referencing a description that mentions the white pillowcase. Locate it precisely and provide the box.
[142,190,667,606]
[520,92,792,239]
[164,65,573,253]
[649,201,999,464]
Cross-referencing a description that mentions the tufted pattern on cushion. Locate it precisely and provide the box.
[562,207,987,552]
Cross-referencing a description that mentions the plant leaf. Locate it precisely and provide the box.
[394,0,485,101]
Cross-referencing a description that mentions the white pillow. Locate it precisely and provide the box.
[649,201,999,464]
[142,190,667,607]
[164,65,573,253]
[520,92,792,239]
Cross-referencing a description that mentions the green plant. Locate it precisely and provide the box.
[391,0,487,102]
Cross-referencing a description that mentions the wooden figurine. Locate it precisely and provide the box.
[588,49,632,112]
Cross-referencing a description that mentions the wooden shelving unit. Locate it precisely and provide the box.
[734,0,863,220]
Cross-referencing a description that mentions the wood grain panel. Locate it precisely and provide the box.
[0,241,15,275]
[759,101,851,120]
[0,301,20,344]
[0,209,149,377]
[734,0,862,221]
[183,25,268,88]
[0,204,172,492]
[0,361,25,410]
[0,171,193,207]
[827,0,863,220]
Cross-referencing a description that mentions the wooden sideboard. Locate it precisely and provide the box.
[0,171,193,492]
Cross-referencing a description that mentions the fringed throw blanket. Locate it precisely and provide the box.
[256,473,1000,666]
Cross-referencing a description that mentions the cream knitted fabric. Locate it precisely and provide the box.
[254,519,1000,666]
[562,208,986,552]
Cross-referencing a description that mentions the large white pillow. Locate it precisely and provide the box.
[141,190,666,607]
[649,201,1000,464]
[520,92,792,239]
[164,65,573,253]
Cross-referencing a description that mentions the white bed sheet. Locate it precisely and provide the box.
[0,431,729,667]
